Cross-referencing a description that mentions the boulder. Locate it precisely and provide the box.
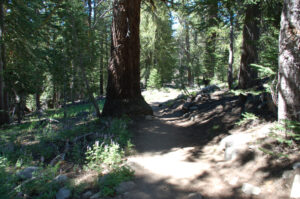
[90,192,101,199]
[201,85,220,93]
[17,166,39,180]
[290,174,300,198]
[219,134,252,151]
[224,145,250,161]
[182,102,192,112]
[186,193,203,199]
[293,162,300,170]
[194,94,203,103]
[116,181,136,194]
[186,97,194,103]
[189,106,198,111]
[54,174,68,184]
[145,115,154,120]
[82,191,93,199]
[241,183,261,195]
[56,187,71,199]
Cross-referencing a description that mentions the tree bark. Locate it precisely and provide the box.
[99,34,104,96]
[102,0,152,117]
[238,2,260,89]
[185,20,193,87]
[36,92,41,111]
[0,2,9,125]
[228,11,234,89]
[278,0,300,121]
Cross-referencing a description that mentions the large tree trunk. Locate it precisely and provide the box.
[36,92,41,111]
[238,2,260,89]
[0,2,9,125]
[204,1,218,79]
[102,0,152,117]
[278,0,300,121]
[99,30,104,96]
[185,21,193,87]
[228,11,234,89]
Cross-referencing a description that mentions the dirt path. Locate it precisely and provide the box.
[125,91,253,199]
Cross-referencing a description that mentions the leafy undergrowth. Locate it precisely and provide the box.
[0,99,134,199]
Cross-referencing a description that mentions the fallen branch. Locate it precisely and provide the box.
[50,140,69,166]
[9,177,37,196]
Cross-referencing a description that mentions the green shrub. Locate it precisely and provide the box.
[0,156,17,198]
[85,140,124,172]
[259,120,300,158]
[147,68,162,89]
[98,166,134,197]
[236,112,258,126]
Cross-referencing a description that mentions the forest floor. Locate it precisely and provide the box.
[121,88,299,199]
[1,87,299,199]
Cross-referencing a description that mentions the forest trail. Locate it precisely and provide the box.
[125,90,249,199]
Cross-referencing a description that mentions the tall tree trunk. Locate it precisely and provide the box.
[228,11,234,89]
[207,1,218,79]
[238,2,260,89]
[99,39,104,96]
[102,0,152,116]
[0,2,9,125]
[278,0,300,122]
[36,92,41,111]
[185,20,193,87]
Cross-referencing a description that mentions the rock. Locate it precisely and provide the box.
[177,94,185,99]
[116,181,136,194]
[293,162,300,170]
[4,142,14,153]
[201,85,220,93]
[54,174,68,184]
[194,94,202,103]
[82,191,93,199]
[186,193,203,199]
[90,192,101,199]
[282,170,294,179]
[219,134,252,150]
[17,166,39,180]
[291,174,300,198]
[182,102,192,111]
[145,115,154,120]
[225,146,241,161]
[187,97,193,103]
[56,187,71,199]
[99,174,110,185]
[189,106,198,111]
[241,183,261,195]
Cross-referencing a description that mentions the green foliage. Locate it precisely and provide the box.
[236,112,258,126]
[108,118,132,148]
[147,69,162,89]
[85,141,124,172]
[260,120,300,158]
[0,156,17,198]
[230,89,263,96]
[19,166,61,199]
[98,166,134,197]
[272,120,300,144]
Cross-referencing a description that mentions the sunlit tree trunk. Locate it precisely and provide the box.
[102,0,152,116]
[278,0,300,121]
[238,2,260,89]
[0,2,9,125]
[228,11,234,89]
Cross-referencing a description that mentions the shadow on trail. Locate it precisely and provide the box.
[126,94,261,199]
[131,95,241,157]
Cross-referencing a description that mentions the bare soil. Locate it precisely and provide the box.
[125,89,298,199]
